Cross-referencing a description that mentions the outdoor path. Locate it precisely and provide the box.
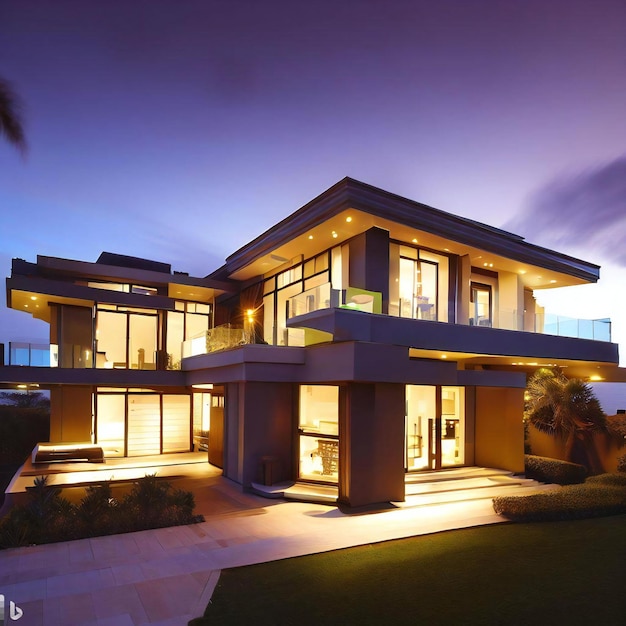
[0,469,513,626]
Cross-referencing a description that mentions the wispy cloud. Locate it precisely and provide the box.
[505,155,626,265]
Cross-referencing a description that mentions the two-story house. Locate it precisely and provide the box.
[3,178,620,508]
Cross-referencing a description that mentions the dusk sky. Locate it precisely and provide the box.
[1,1,625,359]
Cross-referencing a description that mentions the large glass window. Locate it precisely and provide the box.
[96,310,128,367]
[298,385,339,483]
[166,302,211,368]
[96,394,125,457]
[95,390,192,457]
[129,313,157,369]
[391,244,449,322]
[163,395,191,453]
[127,394,161,456]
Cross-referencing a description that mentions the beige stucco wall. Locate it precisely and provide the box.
[50,386,93,442]
[474,387,524,473]
[527,422,624,473]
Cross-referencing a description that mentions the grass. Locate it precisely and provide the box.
[191,515,626,626]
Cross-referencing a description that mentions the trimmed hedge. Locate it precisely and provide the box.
[0,474,204,549]
[493,474,626,522]
[524,454,587,485]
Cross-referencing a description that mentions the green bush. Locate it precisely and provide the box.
[493,474,626,522]
[0,473,204,549]
[524,454,587,485]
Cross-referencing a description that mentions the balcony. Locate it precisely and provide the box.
[5,342,53,367]
[181,323,252,359]
[541,314,611,342]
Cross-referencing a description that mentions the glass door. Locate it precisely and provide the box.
[470,283,492,327]
[406,386,465,471]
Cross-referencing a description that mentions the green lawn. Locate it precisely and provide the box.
[191,515,626,626]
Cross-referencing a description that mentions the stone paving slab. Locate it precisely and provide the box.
[0,474,512,625]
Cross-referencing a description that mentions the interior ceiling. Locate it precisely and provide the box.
[408,347,626,382]
[229,208,589,289]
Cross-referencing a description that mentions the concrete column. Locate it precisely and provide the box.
[228,381,294,487]
[339,382,405,508]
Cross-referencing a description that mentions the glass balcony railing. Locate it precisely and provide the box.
[7,342,53,366]
[182,323,252,359]
[541,314,611,342]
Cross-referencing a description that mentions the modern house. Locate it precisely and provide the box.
[2,178,621,508]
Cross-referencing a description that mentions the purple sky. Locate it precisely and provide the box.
[1,0,625,358]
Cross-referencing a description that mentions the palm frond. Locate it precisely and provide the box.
[0,78,26,153]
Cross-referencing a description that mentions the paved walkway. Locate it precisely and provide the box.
[0,465,511,626]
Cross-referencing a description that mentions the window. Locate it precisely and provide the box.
[298,385,339,483]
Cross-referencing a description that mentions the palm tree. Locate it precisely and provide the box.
[525,368,607,472]
[0,78,26,153]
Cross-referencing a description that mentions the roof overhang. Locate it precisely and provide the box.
[218,178,600,288]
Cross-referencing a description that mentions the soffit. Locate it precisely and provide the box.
[229,207,590,290]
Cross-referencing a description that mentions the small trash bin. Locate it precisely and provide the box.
[260,455,280,486]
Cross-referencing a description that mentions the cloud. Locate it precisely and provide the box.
[505,155,626,265]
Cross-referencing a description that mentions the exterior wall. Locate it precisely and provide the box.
[474,387,524,473]
[348,227,390,314]
[339,382,405,507]
[50,385,93,442]
[223,381,294,487]
[527,423,623,473]
[523,288,537,332]
[456,255,471,326]
[498,271,521,330]
[208,403,224,468]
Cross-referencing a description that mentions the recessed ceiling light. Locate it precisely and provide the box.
[30,296,37,301]
[332,231,338,238]
[308,235,313,240]
[550,280,557,284]
[346,216,352,223]
[412,238,418,244]
[519,270,526,275]
[441,354,447,359]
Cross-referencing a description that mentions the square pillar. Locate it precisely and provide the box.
[339,382,405,508]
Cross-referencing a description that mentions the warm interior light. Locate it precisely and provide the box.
[441,354,447,359]
[246,308,254,321]
[308,235,313,240]
[519,270,527,275]
[17,384,27,389]
[346,216,352,223]
[550,280,557,284]
[332,231,338,238]
[589,375,604,381]
[30,296,37,301]
[412,238,418,243]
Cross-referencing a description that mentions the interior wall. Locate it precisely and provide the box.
[474,387,524,473]
[49,386,93,442]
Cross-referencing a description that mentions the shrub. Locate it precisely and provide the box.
[493,474,626,522]
[524,454,587,485]
[617,454,626,473]
[0,474,203,549]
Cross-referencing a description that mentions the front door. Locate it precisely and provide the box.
[406,386,465,471]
